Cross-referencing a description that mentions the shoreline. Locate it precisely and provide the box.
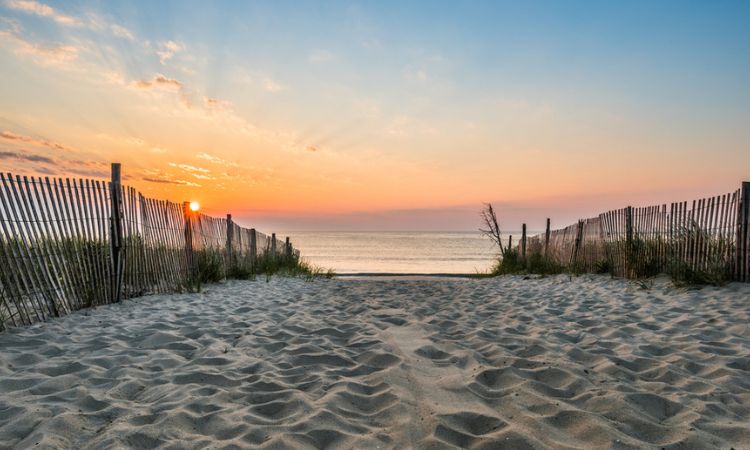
[335,272,478,279]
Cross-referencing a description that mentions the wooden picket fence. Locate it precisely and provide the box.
[516,182,750,282]
[0,164,298,331]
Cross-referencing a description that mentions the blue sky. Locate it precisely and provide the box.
[1,0,748,230]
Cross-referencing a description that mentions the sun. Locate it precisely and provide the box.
[189,201,200,212]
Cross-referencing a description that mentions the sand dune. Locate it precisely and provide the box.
[1,275,749,449]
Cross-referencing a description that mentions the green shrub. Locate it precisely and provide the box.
[490,248,563,276]
[593,259,611,274]
[491,248,523,275]
[628,236,662,279]
[669,259,728,287]
[667,223,732,287]
[194,248,225,284]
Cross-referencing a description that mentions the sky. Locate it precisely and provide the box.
[0,0,748,232]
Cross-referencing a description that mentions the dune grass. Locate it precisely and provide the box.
[0,235,334,328]
[485,224,733,287]
[488,247,565,276]
[188,246,334,291]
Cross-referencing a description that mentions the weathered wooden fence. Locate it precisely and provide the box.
[517,182,750,281]
[0,164,298,330]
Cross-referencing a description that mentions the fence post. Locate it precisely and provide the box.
[271,232,277,259]
[250,228,257,268]
[544,218,551,257]
[625,206,633,277]
[183,202,194,284]
[109,163,124,302]
[521,224,527,261]
[285,236,291,260]
[508,235,512,252]
[738,182,750,282]
[572,220,583,267]
[226,214,233,270]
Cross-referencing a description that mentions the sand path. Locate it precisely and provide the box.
[1,275,749,449]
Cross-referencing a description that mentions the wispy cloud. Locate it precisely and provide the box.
[0,27,79,66]
[0,16,21,33]
[204,97,230,110]
[168,162,210,173]
[128,73,199,109]
[131,74,182,90]
[156,40,183,64]
[1,130,75,151]
[110,23,133,40]
[17,40,77,64]
[0,150,54,163]
[143,177,201,187]
[0,146,108,177]
[197,152,239,167]
[3,17,301,170]
[5,0,82,26]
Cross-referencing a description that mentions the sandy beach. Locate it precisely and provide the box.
[1,275,749,449]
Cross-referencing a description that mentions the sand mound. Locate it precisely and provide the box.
[1,275,749,448]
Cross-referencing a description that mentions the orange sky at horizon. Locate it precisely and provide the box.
[1,1,748,231]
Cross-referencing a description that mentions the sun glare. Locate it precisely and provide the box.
[189,201,200,212]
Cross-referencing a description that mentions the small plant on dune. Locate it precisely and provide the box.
[569,260,588,277]
[491,247,534,275]
[226,262,255,281]
[669,259,727,287]
[487,245,566,276]
[481,203,517,275]
[225,252,256,280]
[479,202,505,255]
[668,223,731,287]
[634,279,654,290]
[523,250,565,276]
[262,252,335,281]
[593,259,611,274]
[243,248,335,281]
[627,236,662,279]
[194,248,226,284]
[480,204,564,276]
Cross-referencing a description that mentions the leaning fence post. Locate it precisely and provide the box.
[738,182,750,282]
[183,202,194,284]
[109,163,124,302]
[521,224,527,261]
[508,235,512,252]
[271,232,277,259]
[544,218,551,257]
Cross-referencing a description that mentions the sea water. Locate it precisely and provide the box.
[281,231,514,274]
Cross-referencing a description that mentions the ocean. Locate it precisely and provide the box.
[281,231,510,274]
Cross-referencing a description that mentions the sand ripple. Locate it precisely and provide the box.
[1,275,749,449]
